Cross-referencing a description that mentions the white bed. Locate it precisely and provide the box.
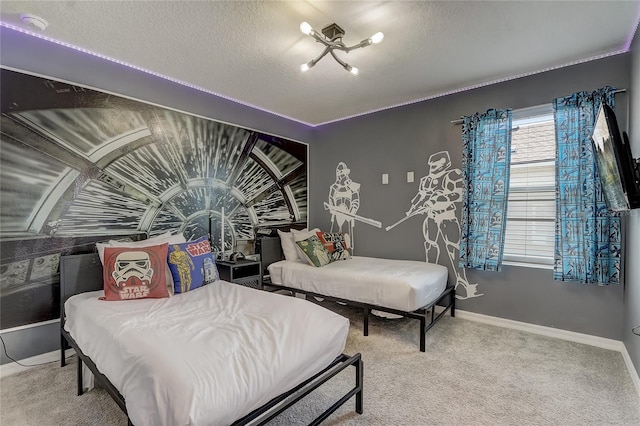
[268,256,448,312]
[63,277,352,425]
[260,234,455,352]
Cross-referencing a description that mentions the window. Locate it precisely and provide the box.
[503,105,555,268]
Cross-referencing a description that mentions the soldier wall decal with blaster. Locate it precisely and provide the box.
[386,151,482,300]
[326,162,382,250]
[385,191,454,231]
[323,202,382,229]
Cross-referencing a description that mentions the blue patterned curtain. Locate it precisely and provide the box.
[553,87,621,284]
[459,109,512,271]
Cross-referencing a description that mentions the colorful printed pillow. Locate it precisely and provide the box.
[316,231,351,261]
[96,232,186,295]
[291,228,321,262]
[101,243,170,301]
[167,236,219,294]
[295,235,332,267]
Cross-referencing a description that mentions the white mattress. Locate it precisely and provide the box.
[268,256,448,312]
[64,281,349,426]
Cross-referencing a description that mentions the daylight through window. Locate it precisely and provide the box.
[503,105,556,268]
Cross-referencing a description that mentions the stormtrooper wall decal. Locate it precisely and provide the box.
[325,162,381,250]
[386,151,482,300]
[324,155,480,299]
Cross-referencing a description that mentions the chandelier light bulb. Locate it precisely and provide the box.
[370,32,384,44]
[300,63,310,72]
[345,65,359,75]
[300,21,313,35]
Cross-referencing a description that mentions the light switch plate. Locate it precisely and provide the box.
[407,171,414,183]
[382,173,389,185]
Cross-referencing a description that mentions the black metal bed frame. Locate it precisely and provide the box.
[59,253,364,425]
[256,234,456,352]
[266,282,455,352]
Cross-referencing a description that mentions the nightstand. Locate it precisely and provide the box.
[217,259,262,290]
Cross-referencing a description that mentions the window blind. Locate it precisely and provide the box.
[503,111,555,267]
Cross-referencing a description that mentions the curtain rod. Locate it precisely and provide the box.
[450,88,627,125]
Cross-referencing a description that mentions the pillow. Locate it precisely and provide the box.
[167,236,219,294]
[291,228,321,261]
[101,243,170,301]
[291,227,320,240]
[277,229,300,261]
[96,232,186,295]
[316,231,351,261]
[96,231,186,263]
[295,235,332,267]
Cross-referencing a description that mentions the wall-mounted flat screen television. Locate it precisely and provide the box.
[591,103,640,211]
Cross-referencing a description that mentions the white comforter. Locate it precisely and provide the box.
[268,256,448,312]
[64,281,349,426]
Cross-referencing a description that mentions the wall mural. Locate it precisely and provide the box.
[327,152,482,300]
[0,68,308,329]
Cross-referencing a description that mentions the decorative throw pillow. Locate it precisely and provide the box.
[96,232,187,296]
[316,231,351,261]
[295,235,332,267]
[291,228,321,262]
[101,243,170,301]
[167,236,219,294]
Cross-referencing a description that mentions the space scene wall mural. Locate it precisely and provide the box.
[0,68,308,329]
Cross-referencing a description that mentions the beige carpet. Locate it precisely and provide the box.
[2,301,639,425]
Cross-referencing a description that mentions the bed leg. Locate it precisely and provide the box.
[451,290,456,317]
[363,307,369,336]
[355,357,364,414]
[420,316,426,352]
[61,335,66,367]
[77,355,84,396]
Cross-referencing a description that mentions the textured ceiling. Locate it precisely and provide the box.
[1,1,639,126]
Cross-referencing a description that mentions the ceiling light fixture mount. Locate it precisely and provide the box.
[299,21,383,75]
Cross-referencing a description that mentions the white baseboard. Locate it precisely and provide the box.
[447,308,640,401]
[620,345,640,402]
[0,348,75,378]
[453,309,624,351]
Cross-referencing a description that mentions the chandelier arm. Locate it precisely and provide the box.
[329,49,350,68]
[310,32,348,50]
[310,46,332,66]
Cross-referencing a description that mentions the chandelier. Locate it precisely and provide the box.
[299,22,384,75]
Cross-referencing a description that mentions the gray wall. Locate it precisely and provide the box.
[0,27,314,365]
[624,32,640,375]
[310,53,631,340]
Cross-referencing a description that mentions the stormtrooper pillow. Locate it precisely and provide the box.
[101,243,170,301]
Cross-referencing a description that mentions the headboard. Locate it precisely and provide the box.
[59,253,103,326]
[255,235,285,278]
[254,223,306,277]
